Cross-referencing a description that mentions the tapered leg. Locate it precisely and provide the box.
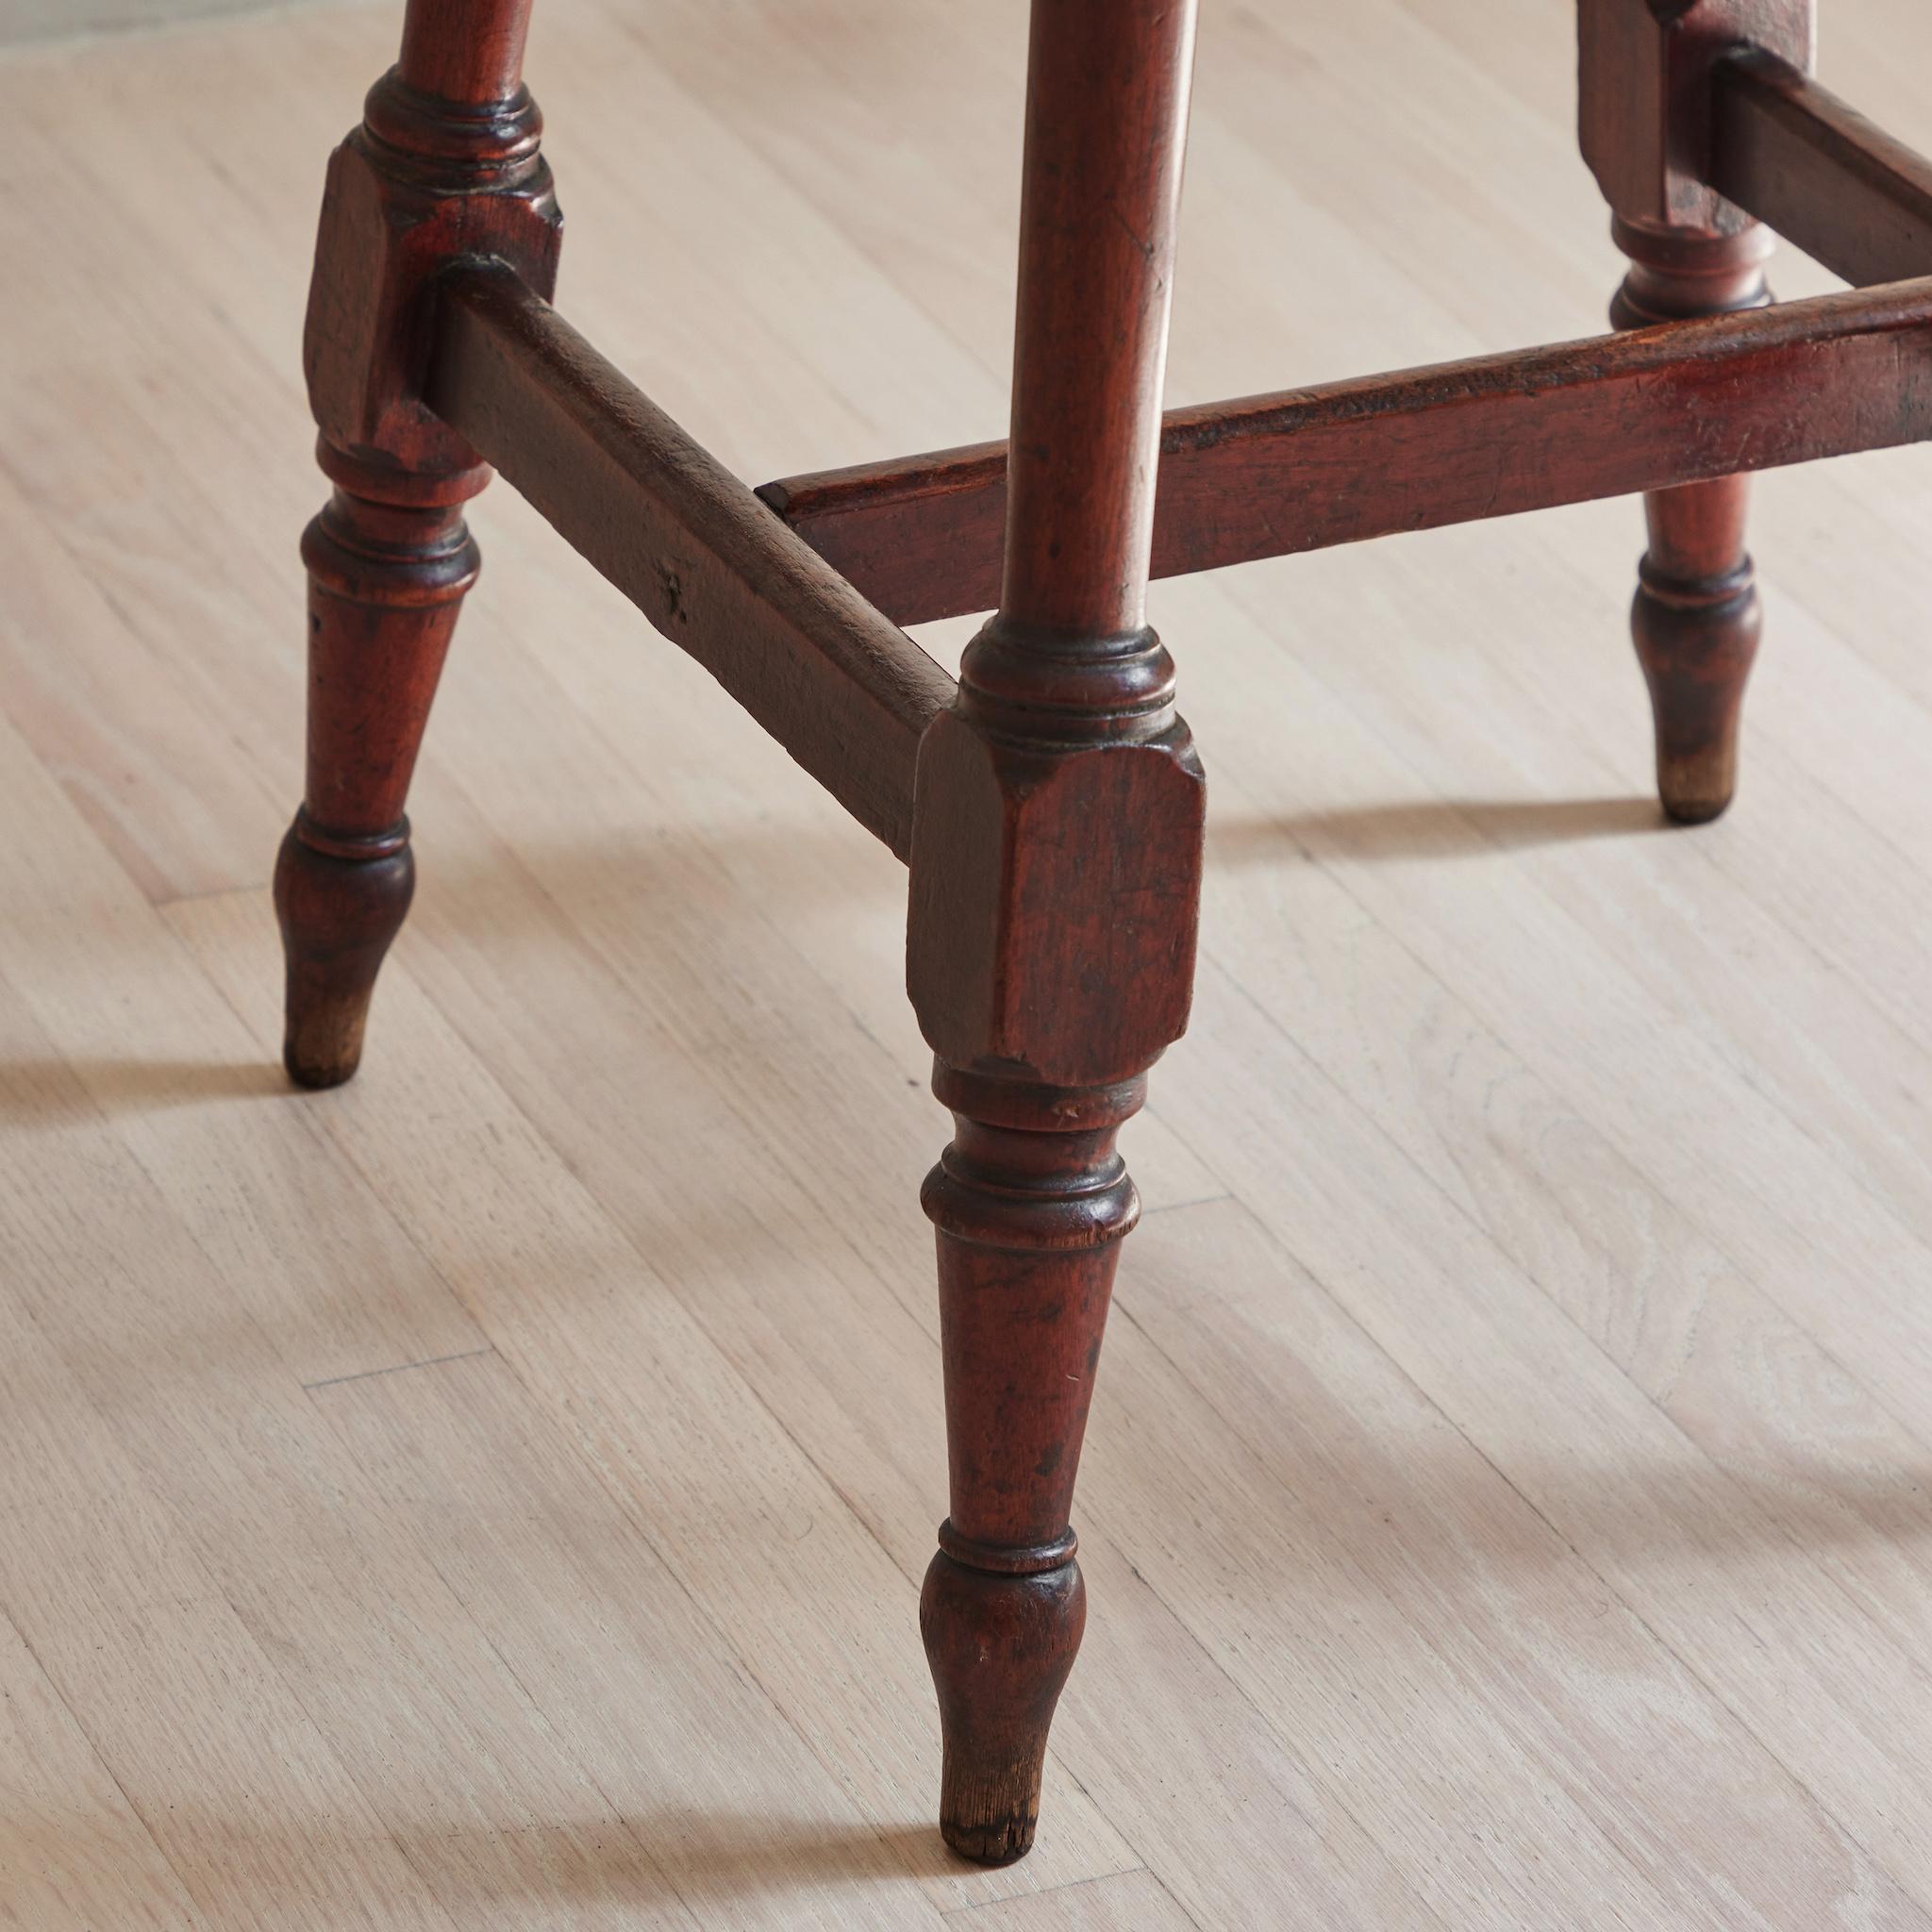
[906,0,1204,1864]
[1578,0,1813,820]
[920,1069,1144,1860]
[1612,222,1772,823]
[275,455,483,1085]
[276,0,560,1085]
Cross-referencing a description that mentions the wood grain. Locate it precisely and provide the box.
[1714,47,1932,284]
[8,0,1932,1923]
[426,266,956,858]
[758,275,1932,627]
[0,1611,207,1931]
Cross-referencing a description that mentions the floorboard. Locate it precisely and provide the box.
[5,1,1932,1924]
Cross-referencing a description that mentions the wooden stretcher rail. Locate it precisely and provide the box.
[758,276,1932,627]
[426,264,958,860]
[1713,50,1932,289]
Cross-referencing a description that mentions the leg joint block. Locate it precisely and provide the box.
[304,69,563,475]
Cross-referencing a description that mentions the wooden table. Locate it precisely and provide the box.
[275,0,1932,1868]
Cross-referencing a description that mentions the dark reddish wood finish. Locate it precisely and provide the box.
[1577,0,1813,235]
[1714,49,1932,285]
[1611,225,1772,821]
[1582,0,1808,824]
[907,0,1204,1865]
[275,446,483,1083]
[397,0,534,105]
[426,267,957,858]
[284,0,1932,1874]
[920,1067,1141,1862]
[277,0,560,1087]
[758,274,1932,627]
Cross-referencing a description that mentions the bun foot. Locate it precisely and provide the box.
[273,818,415,1090]
[1631,552,1761,826]
[923,1551,1086,1867]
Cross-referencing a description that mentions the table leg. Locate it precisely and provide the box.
[1612,221,1773,824]
[906,0,1207,1864]
[276,0,557,1084]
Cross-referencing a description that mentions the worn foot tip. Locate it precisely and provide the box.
[281,1005,369,1091]
[1661,793,1732,826]
[1656,743,1739,827]
[940,1813,1038,1866]
[283,1045,360,1091]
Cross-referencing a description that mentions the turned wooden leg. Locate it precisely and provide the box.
[1612,222,1773,823]
[275,452,484,1086]
[276,0,559,1085]
[1628,473,1761,824]
[920,1069,1143,1859]
[1579,1,1812,822]
[907,0,1203,1864]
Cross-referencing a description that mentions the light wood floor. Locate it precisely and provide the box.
[6,1,1932,1925]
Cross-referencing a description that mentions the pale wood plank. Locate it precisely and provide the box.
[1170,552,1932,1449]
[0,1608,208,1931]
[174,881,1442,1930]
[0,728,906,1928]
[167,877,1143,1918]
[8,0,1932,1925]
[0,461,275,904]
[1144,977,1932,1915]
[0,947,699,1931]
[170,880,1460,1932]
[309,1351,947,1930]
[370,781,1882,1926]
[947,1869,1195,1931]
[170,786,1911,1924]
[0,1099,460,1932]
[0,700,482,1388]
[1119,1196,1928,1926]
[0,669,971,1925]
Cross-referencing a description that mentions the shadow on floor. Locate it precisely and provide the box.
[1210,794,1668,866]
[15,1805,960,1923]
[0,1056,286,1125]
